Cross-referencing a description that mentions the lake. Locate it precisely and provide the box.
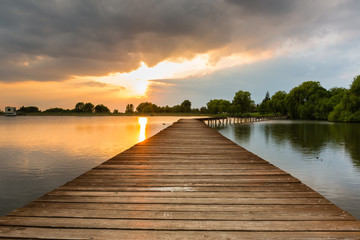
[0,116,191,216]
[0,117,359,220]
[218,120,360,219]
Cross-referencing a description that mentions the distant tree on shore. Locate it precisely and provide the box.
[329,75,360,122]
[44,108,65,113]
[285,81,329,119]
[203,76,357,121]
[74,102,109,113]
[19,106,40,113]
[83,102,94,113]
[136,102,158,113]
[94,104,110,113]
[74,102,85,112]
[200,107,208,114]
[267,91,287,116]
[125,104,134,113]
[206,99,230,114]
[231,90,254,114]
[134,100,195,114]
[180,100,191,112]
[258,91,271,114]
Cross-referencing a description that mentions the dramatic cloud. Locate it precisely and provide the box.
[1,0,359,83]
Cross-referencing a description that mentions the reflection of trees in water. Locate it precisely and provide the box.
[263,122,331,154]
[233,124,251,142]
[234,121,360,168]
[331,123,360,167]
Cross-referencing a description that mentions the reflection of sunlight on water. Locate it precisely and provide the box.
[138,117,148,142]
[0,116,186,217]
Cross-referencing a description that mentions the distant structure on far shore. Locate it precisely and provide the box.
[5,106,16,116]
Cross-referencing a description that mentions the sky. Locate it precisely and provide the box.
[1,0,359,111]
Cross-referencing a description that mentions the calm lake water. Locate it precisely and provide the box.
[218,120,360,219]
[0,116,192,216]
[1,117,359,220]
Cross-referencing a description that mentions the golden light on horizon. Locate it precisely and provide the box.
[0,51,275,111]
[87,53,271,98]
[138,117,148,142]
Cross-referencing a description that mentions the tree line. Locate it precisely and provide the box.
[125,100,206,114]
[9,75,360,122]
[202,75,360,122]
[17,102,112,114]
[257,75,360,122]
[14,100,200,115]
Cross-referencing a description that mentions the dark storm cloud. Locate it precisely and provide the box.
[0,0,359,82]
[227,0,296,15]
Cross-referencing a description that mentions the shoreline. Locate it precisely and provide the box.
[0,113,208,117]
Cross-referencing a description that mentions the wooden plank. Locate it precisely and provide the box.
[46,190,322,198]
[74,175,294,180]
[9,208,355,221]
[94,164,279,170]
[23,202,351,212]
[58,184,314,192]
[1,227,360,240]
[1,217,360,231]
[63,182,304,187]
[103,159,268,164]
[36,195,331,204]
[81,169,286,175]
[68,177,301,183]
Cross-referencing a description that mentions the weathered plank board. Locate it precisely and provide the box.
[0,119,359,239]
[1,227,360,240]
[2,216,360,231]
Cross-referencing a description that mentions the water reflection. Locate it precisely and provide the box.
[262,121,360,166]
[138,117,148,142]
[218,120,360,219]
[0,116,190,216]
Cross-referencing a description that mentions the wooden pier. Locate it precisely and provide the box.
[200,116,286,128]
[0,119,359,239]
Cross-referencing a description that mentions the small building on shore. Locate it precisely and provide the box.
[5,107,16,116]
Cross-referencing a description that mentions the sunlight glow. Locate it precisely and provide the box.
[138,117,148,142]
[115,53,261,82]
[75,52,272,99]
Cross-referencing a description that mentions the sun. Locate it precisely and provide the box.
[82,70,151,98]
[76,52,271,99]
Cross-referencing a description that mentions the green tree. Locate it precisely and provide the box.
[171,105,181,113]
[83,102,94,113]
[206,99,231,114]
[285,81,329,119]
[258,91,271,114]
[268,91,287,115]
[19,106,40,113]
[44,108,65,113]
[125,104,134,113]
[180,100,192,112]
[329,75,360,122]
[74,102,85,112]
[136,102,158,113]
[94,104,110,113]
[218,100,231,113]
[315,88,346,120]
[231,90,254,114]
[206,99,220,114]
[200,106,208,114]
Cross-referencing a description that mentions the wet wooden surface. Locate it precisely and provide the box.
[0,119,359,239]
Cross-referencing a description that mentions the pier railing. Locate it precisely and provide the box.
[199,116,286,127]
